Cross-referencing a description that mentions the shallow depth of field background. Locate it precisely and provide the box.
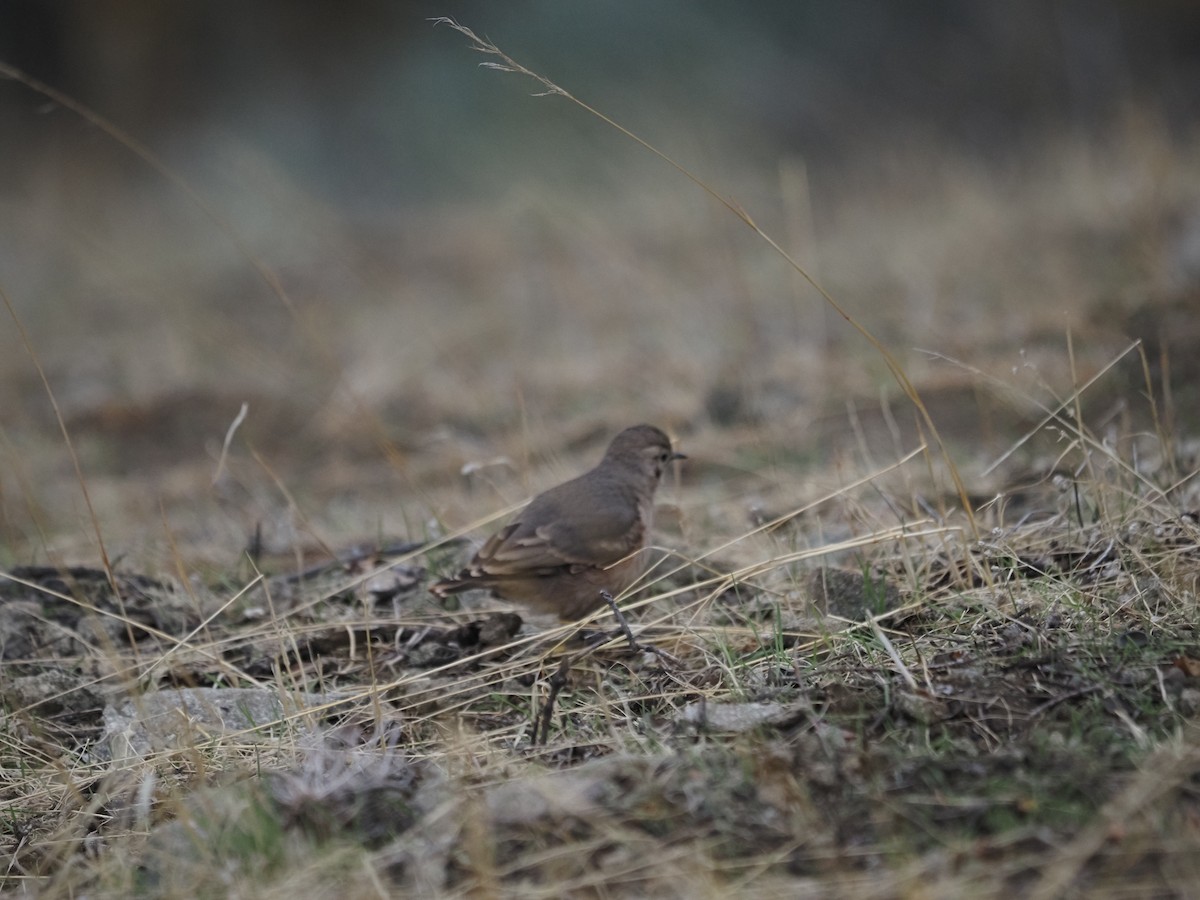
[6,4,1200,897]
[1,0,1198,580]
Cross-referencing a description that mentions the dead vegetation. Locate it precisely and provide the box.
[4,404,1200,897]
[4,23,1200,900]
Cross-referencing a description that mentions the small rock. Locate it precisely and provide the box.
[679,699,810,733]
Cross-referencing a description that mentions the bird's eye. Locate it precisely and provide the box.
[658,451,670,463]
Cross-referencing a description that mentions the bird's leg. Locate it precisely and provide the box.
[599,590,679,667]
[600,590,640,649]
[532,654,572,746]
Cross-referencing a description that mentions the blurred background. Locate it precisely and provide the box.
[2,1,1199,569]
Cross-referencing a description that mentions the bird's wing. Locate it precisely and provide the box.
[471,497,642,575]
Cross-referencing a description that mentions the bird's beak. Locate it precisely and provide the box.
[670,451,687,461]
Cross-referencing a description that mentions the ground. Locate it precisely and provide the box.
[3,35,1200,898]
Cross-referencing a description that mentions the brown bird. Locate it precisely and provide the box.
[430,424,685,620]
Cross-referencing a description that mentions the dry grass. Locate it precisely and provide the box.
[4,25,1200,899]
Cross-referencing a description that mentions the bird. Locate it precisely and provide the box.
[430,424,685,620]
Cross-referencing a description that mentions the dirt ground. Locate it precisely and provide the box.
[4,24,1200,898]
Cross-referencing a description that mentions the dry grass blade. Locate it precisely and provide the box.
[0,286,124,614]
[431,16,979,540]
[4,14,1199,900]
[924,340,1144,479]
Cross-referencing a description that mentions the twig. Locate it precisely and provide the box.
[600,590,639,649]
